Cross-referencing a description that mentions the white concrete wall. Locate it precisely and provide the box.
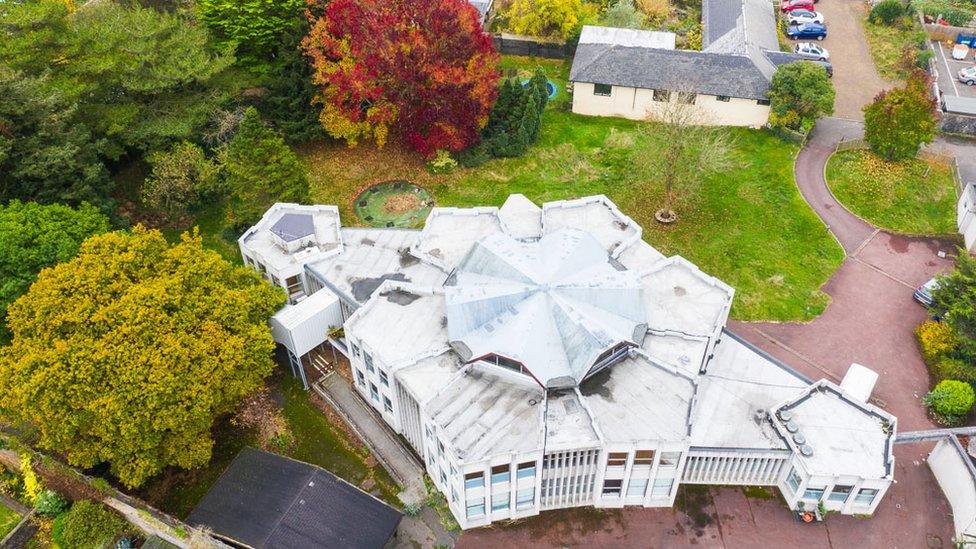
[571,82,771,127]
[958,185,976,252]
[929,437,976,541]
[777,459,891,516]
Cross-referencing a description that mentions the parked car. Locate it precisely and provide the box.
[787,22,827,40]
[788,9,824,25]
[952,43,970,61]
[960,65,976,85]
[793,42,830,61]
[914,277,940,307]
[781,0,815,12]
[810,60,833,77]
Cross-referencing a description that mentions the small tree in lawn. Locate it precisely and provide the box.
[302,0,499,157]
[630,93,735,222]
[863,71,936,161]
[768,62,835,132]
[222,107,309,229]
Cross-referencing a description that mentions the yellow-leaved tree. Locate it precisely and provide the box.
[505,0,588,40]
[0,226,286,487]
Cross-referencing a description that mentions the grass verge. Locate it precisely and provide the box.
[0,502,20,539]
[862,15,927,81]
[826,149,957,235]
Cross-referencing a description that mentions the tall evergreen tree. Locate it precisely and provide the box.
[223,108,310,228]
[258,22,324,143]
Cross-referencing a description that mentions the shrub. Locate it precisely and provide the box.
[454,141,492,168]
[924,380,975,423]
[916,320,959,363]
[425,150,458,174]
[916,48,934,69]
[52,500,128,549]
[869,0,904,25]
[864,72,936,161]
[602,0,644,29]
[934,357,976,384]
[35,489,69,516]
[21,454,42,505]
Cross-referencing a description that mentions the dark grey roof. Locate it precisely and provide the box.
[270,213,315,242]
[142,537,179,549]
[702,0,741,49]
[187,447,402,549]
[570,44,772,100]
[763,50,808,67]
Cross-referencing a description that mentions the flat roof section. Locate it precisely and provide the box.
[396,352,463,405]
[412,207,503,271]
[542,196,641,258]
[545,389,600,449]
[346,284,450,369]
[498,193,543,240]
[581,353,695,444]
[691,333,807,449]
[428,365,545,461]
[640,256,733,337]
[240,204,342,272]
[307,228,446,305]
[579,25,677,49]
[641,332,709,377]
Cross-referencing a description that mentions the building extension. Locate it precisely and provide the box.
[240,194,897,530]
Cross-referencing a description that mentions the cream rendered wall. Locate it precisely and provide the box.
[572,82,771,127]
[929,437,976,541]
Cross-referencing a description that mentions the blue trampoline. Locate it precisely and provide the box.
[522,79,558,99]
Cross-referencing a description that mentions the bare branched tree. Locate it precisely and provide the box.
[631,90,736,221]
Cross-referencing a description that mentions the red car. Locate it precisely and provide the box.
[781,0,815,11]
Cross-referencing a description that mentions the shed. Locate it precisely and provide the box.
[187,447,402,549]
[944,95,976,116]
[929,435,976,544]
[270,288,343,388]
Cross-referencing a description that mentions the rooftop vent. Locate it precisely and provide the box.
[800,445,814,457]
[777,409,793,422]
[785,420,799,433]
[792,433,806,445]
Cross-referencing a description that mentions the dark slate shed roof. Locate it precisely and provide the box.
[569,44,772,100]
[270,213,315,242]
[187,447,402,549]
[763,50,808,66]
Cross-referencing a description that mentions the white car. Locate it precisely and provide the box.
[793,42,830,61]
[788,9,824,25]
[960,65,976,85]
[952,43,970,61]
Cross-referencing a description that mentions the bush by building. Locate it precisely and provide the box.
[52,500,129,549]
[924,379,976,424]
[869,0,905,25]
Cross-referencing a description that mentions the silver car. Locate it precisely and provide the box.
[788,9,824,25]
[793,42,829,61]
[960,66,976,85]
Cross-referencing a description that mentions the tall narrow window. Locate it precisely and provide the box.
[786,469,801,494]
[492,493,510,512]
[516,487,534,509]
[383,396,393,414]
[379,369,389,387]
[369,383,379,402]
[627,478,648,498]
[364,353,375,373]
[651,478,673,497]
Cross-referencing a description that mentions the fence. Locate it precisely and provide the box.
[834,137,868,153]
[923,21,975,42]
[493,33,574,59]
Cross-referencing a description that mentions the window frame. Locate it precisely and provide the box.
[491,464,511,485]
[716,95,731,102]
[593,83,613,96]
[653,89,671,102]
[602,478,623,496]
[627,478,648,498]
[607,452,628,467]
[464,472,485,490]
[517,462,536,479]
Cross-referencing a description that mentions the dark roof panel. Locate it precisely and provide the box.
[702,0,741,49]
[569,44,771,100]
[187,447,402,549]
[270,213,315,242]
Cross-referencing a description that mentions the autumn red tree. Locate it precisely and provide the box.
[302,0,499,156]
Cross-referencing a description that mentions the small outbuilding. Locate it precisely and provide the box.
[187,447,403,549]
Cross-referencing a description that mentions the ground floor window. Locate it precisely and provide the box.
[602,479,622,496]
[651,478,673,498]
[828,485,852,502]
[653,89,670,102]
[855,488,878,506]
[355,369,365,387]
[757,98,771,106]
[594,83,612,96]
[802,486,825,501]
[786,469,801,494]
[717,95,731,102]
[516,488,534,509]
[627,478,648,498]
[466,499,485,518]
[492,493,509,512]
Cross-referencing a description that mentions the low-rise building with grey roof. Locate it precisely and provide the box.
[570,0,819,126]
[241,195,900,529]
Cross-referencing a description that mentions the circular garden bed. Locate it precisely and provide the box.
[354,180,434,228]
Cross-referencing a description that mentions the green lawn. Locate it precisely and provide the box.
[0,502,20,540]
[137,374,400,518]
[300,57,843,321]
[826,149,958,235]
[862,15,927,81]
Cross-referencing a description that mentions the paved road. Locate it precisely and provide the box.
[813,0,895,119]
[794,118,874,253]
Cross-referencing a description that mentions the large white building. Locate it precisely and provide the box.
[241,194,898,529]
